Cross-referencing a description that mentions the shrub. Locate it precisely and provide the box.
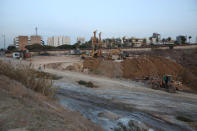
[78,80,95,88]
[176,116,193,122]
[0,60,54,97]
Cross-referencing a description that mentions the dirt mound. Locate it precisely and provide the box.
[83,58,122,78]
[46,62,83,72]
[122,56,183,80]
[83,56,196,91]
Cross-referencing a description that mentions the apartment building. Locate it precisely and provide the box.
[77,37,85,44]
[30,35,42,45]
[18,36,28,51]
[14,35,42,50]
[47,36,70,47]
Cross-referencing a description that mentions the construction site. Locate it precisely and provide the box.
[1,30,197,131]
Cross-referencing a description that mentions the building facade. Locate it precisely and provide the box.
[77,37,85,44]
[47,37,54,46]
[30,35,42,45]
[131,37,145,47]
[47,36,70,47]
[152,33,161,40]
[18,36,28,51]
[14,35,43,50]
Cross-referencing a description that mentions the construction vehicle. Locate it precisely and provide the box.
[107,48,121,60]
[151,75,176,93]
[80,51,90,59]
[107,48,129,60]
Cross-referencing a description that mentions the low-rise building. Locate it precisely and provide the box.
[176,35,187,44]
[131,37,145,47]
[152,33,161,40]
[146,38,151,45]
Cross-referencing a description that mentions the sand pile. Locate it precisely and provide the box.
[122,56,184,80]
[83,56,184,80]
[83,58,122,78]
[83,56,196,91]
[46,62,83,72]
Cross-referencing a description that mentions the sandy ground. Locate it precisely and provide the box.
[1,56,197,130]
[29,55,81,67]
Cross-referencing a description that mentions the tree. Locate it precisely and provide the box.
[181,36,187,44]
[25,44,44,51]
[189,36,192,44]
[57,44,75,50]
[167,37,171,42]
[162,38,165,44]
[7,45,16,51]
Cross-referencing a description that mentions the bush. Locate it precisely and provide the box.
[0,60,54,97]
[176,116,193,122]
[78,80,95,88]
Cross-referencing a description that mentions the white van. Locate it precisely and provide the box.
[12,52,21,59]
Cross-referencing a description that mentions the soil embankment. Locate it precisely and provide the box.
[83,55,196,92]
[0,73,103,130]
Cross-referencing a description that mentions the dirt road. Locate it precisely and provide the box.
[2,56,197,131]
[45,68,197,131]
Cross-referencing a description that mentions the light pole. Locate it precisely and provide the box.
[2,34,5,50]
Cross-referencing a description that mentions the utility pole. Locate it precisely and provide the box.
[35,27,38,36]
[2,34,5,50]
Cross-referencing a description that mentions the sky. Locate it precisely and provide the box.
[0,0,197,48]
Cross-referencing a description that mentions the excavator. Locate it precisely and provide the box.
[152,75,176,93]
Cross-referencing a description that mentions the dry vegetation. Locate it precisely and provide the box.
[0,60,55,97]
[0,75,103,131]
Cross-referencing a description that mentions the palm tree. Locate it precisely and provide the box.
[189,36,192,44]
[167,37,171,44]
[162,38,165,44]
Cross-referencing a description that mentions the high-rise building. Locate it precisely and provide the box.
[18,36,28,50]
[47,37,54,46]
[77,37,85,44]
[30,35,42,45]
[14,35,43,50]
[47,36,70,47]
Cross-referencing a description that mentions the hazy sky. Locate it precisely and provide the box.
[0,0,197,48]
